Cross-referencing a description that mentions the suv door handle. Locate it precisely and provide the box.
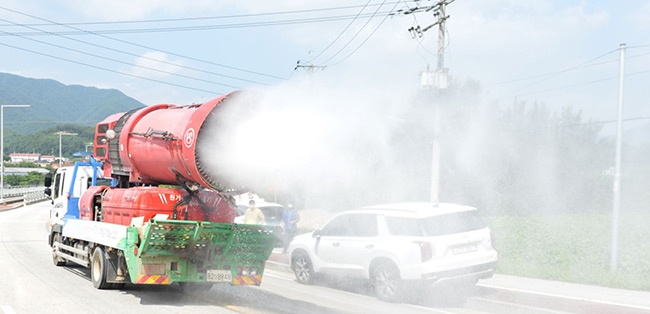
[332,242,340,247]
[365,244,374,249]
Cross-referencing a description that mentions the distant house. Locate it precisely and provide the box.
[40,155,56,163]
[9,153,40,163]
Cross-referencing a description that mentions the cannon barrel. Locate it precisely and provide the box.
[93,92,242,190]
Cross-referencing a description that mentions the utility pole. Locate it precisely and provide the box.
[294,60,327,75]
[55,131,77,167]
[397,0,455,203]
[610,43,626,272]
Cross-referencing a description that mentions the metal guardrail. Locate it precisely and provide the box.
[2,185,44,197]
[23,191,49,204]
[0,186,49,210]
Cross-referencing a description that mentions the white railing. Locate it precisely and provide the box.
[2,185,45,197]
[1,186,49,206]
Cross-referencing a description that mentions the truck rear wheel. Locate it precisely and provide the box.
[51,233,66,267]
[91,247,110,289]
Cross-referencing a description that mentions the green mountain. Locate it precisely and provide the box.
[0,72,144,134]
[0,72,144,159]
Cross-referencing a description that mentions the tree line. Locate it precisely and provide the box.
[2,124,94,162]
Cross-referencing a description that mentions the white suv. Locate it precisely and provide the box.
[288,202,498,301]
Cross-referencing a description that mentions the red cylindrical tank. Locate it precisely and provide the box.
[94,91,244,190]
[79,186,236,225]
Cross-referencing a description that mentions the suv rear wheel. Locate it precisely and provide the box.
[371,262,402,302]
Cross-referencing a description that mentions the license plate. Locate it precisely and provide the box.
[206,270,232,283]
[452,243,477,254]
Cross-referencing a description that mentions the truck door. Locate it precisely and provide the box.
[50,169,68,223]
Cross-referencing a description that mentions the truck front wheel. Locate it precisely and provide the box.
[91,247,110,289]
[51,233,66,267]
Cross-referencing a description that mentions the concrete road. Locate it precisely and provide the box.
[3,201,650,314]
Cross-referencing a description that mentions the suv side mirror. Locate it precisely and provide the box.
[312,229,322,238]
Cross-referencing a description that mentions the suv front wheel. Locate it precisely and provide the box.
[371,262,402,302]
[292,252,315,285]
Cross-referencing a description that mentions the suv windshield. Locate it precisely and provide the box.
[385,211,486,236]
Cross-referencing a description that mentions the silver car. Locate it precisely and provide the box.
[288,202,498,302]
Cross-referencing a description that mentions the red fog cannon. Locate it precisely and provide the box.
[79,92,247,225]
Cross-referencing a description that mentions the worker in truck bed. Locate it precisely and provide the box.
[244,200,265,225]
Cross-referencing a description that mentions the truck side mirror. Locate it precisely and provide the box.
[44,187,51,197]
[44,173,52,187]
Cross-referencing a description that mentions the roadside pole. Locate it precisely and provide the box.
[610,43,626,272]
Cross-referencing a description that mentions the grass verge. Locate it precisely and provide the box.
[485,212,650,291]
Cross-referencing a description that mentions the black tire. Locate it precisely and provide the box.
[292,252,315,285]
[109,283,126,290]
[51,233,66,267]
[91,247,110,289]
[371,262,402,302]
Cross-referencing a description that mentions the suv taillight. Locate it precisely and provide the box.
[415,241,433,262]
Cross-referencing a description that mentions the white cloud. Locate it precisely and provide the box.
[127,51,185,79]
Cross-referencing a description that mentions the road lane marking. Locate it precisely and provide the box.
[473,297,572,314]
[225,305,257,314]
[478,283,650,312]
[263,271,461,313]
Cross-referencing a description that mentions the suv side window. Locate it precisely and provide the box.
[386,217,423,236]
[320,214,378,237]
[349,214,377,237]
[321,215,349,236]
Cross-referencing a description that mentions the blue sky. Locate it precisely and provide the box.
[1,0,649,133]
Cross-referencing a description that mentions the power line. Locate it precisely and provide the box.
[560,116,650,128]
[515,66,650,98]
[0,11,396,36]
[0,21,242,90]
[0,2,401,27]
[0,42,225,95]
[487,59,618,87]
[307,0,374,63]
[487,50,650,88]
[514,49,619,92]
[328,0,401,67]
[0,16,262,86]
[0,5,285,81]
[318,0,395,66]
[516,76,615,97]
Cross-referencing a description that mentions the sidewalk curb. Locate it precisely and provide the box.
[265,259,292,273]
[266,249,292,273]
